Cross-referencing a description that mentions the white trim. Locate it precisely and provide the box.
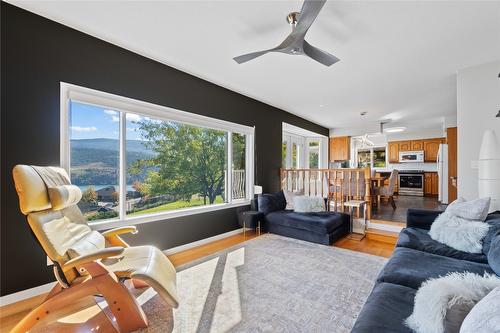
[0,282,57,307]
[119,111,126,219]
[163,228,245,256]
[227,131,233,203]
[90,200,250,231]
[61,82,254,135]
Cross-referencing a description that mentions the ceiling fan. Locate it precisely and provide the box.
[233,0,339,66]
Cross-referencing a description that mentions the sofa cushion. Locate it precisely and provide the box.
[397,227,488,264]
[257,191,286,215]
[351,282,416,333]
[377,247,494,290]
[265,210,346,234]
[482,212,500,255]
[487,234,500,276]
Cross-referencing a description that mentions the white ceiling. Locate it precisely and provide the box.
[8,0,500,134]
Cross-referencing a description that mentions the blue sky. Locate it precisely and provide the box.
[70,101,143,140]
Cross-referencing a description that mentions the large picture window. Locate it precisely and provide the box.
[62,83,254,227]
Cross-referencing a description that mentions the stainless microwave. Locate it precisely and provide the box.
[399,151,424,163]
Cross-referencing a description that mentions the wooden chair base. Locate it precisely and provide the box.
[11,274,148,333]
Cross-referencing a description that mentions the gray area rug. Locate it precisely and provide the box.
[134,234,387,333]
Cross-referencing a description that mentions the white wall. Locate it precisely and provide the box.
[457,60,500,200]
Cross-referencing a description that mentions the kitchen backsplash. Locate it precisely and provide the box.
[377,162,438,172]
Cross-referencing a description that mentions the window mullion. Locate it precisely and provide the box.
[119,112,127,220]
[227,132,233,203]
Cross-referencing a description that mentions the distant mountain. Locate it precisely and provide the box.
[71,138,154,154]
[70,138,156,185]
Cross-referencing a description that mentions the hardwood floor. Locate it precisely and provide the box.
[0,231,395,332]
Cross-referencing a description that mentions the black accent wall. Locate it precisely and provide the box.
[0,3,328,296]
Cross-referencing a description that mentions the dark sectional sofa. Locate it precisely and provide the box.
[257,191,349,245]
[352,208,500,333]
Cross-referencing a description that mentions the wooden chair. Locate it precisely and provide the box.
[372,169,399,209]
[11,165,179,332]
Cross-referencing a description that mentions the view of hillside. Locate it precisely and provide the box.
[70,138,155,186]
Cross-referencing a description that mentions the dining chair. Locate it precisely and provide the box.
[372,169,398,209]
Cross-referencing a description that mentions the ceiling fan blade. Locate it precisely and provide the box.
[294,0,327,35]
[233,49,273,64]
[303,40,339,66]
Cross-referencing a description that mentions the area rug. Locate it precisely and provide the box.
[133,234,387,333]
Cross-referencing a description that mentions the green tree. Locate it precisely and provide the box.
[81,186,97,203]
[129,120,227,204]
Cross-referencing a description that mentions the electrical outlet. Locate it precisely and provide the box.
[471,160,479,169]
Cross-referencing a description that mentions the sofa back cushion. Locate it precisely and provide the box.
[482,212,500,255]
[258,191,286,215]
[487,234,500,276]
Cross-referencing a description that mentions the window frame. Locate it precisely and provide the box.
[355,146,388,169]
[61,82,254,230]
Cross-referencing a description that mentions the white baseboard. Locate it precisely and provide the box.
[163,228,244,255]
[0,228,245,307]
[0,282,57,307]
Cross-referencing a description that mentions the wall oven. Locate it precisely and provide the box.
[398,170,424,196]
[399,151,424,163]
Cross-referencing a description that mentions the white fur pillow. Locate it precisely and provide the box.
[446,197,491,222]
[429,212,490,253]
[293,196,325,213]
[283,189,304,210]
[460,286,500,333]
[406,273,500,333]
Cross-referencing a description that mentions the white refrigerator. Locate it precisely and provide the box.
[437,143,449,204]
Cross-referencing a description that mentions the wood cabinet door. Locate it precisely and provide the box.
[424,173,432,195]
[329,136,350,161]
[411,140,424,150]
[431,173,439,195]
[399,141,412,151]
[423,139,442,162]
[388,142,399,163]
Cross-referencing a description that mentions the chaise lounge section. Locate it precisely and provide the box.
[257,191,349,245]
[352,208,500,333]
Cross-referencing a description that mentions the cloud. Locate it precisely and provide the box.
[111,115,120,122]
[126,127,137,132]
[104,110,118,115]
[126,113,142,122]
[71,126,97,132]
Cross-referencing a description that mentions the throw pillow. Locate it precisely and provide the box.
[429,212,490,253]
[446,197,491,222]
[405,272,500,333]
[293,196,325,213]
[460,286,500,333]
[283,189,304,210]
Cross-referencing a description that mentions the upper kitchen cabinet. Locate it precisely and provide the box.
[423,138,444,162]
[388,142,399,163]
[329,136,350,161]
[411,140,424,150]
[398,141,412,151]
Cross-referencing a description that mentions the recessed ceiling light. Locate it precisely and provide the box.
[384,126,406,133]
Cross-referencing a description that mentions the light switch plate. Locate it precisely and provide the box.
[471,160,479,169]
[47,256,53,266]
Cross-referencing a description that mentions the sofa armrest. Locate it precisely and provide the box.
[406,208,444,230]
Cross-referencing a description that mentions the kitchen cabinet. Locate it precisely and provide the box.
[388,142,399,163]
[387,138,445,163]
[411,140,424,150]
[423,138,444,162]
[329,136,350,162]
[424,172,439,196]
[398,141,412,152]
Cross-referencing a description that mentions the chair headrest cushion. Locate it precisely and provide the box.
[48,185,82,211]
[13,165,52,215]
